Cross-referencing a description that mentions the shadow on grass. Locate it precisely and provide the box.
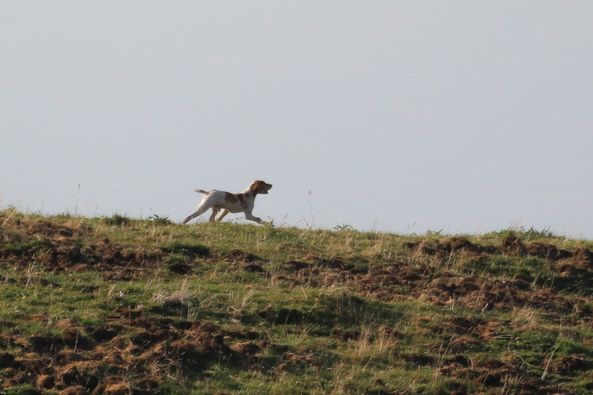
[248,293,402,329]
[552,269,593,295]
[161,242,210,258]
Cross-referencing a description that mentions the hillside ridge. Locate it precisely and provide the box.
[1,210,593,394]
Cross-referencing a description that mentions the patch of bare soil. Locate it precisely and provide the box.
[225,249,263,263]
[275,351,320,373]
[406,236,576,263]
[555,248,593,273]
[223,249,269,275]
[405,237,498,257]
[0,223,165,280]
[280,240,592,315]
[525,242,571,261]
[0,310,270,393]
[500,235,527,256]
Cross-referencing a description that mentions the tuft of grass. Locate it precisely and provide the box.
[0,239,51,255]
[487,226,558,241]
[102,213,132,226]
[147,214,173,225]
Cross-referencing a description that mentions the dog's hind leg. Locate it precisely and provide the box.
[217,209,230,222]
[182,205,209,224]
[209,207,220,222]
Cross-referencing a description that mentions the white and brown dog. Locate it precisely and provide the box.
[182,180,272,224]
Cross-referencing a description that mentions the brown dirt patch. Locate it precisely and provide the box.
[525,242,570,261]
[552,354,593,374]
[501,235,526,255]
[406,237,498,257]
[0,306,265,393]
[226,249,263,263]
[278,253,584,315]
[552,248,593,278]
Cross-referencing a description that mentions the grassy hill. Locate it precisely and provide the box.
[1,209,593,394]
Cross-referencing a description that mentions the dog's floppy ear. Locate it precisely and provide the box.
[250,180,268,194]
[248,181,259,193]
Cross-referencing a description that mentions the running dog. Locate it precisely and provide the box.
[182,180,272,224]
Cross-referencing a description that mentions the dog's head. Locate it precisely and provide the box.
[249,180,273,195]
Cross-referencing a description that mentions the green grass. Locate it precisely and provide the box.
[1,210,593,393]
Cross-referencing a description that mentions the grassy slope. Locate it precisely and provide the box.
[1,210,593,394]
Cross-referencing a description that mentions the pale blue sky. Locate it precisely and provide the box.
[2,1,593,236]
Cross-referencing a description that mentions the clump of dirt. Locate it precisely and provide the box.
[315,257,349,270]
[28,329,94,354]
[59,385,87,395]
[444,354,471,367]
[231,341,261,355]
[405,353,435,366]
[440,358,521,389]
[440,316,482,334]
[225,249,263,263]
[0,352,16,368]
[36,374,55,389]
[571,248,593,267]
[552,355,593,374]
[242,263,268,274]
[405,237,497,257]
[332,328,361,341]
[161,242,210,258]
[525,242,570,261]
[167,261,193,274]
[102,382,131,395]
[276,351,319,372]
[221,249,269,274]
[23,220,92,240]
[284,260,312,272]
[501,234,526,255]
[552,247,593,281]
[298,255,368,274]
[172,335,234,370]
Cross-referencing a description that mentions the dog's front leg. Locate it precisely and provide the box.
[244,210,262,224]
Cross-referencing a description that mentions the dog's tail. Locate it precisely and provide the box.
[194,188,210,195]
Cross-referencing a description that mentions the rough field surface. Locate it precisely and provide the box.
[1,210,593,394]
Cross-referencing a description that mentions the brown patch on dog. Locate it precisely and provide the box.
[236,193,247,208]
[224,192,239,205]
